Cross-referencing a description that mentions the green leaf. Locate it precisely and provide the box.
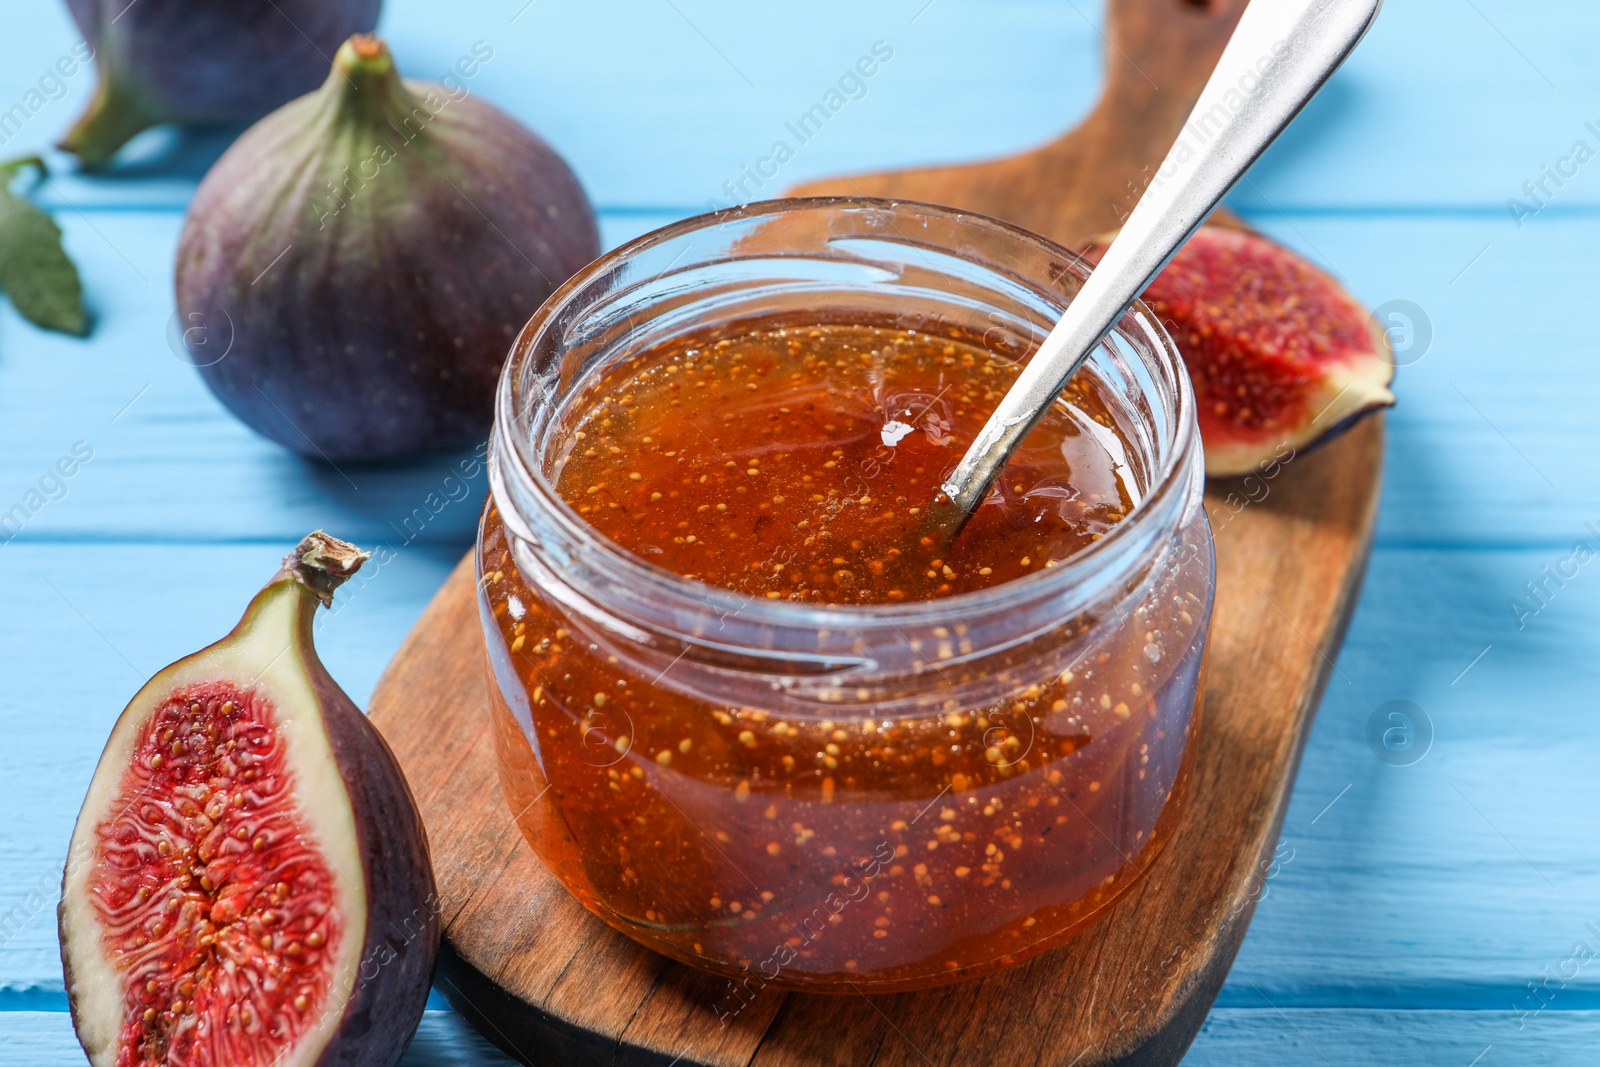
[0,161,90,337]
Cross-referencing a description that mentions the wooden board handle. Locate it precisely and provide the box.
[788,0,1253,250]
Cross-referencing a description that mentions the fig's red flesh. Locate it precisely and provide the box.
[93,682,341,1067]
[1102,226,1395,476]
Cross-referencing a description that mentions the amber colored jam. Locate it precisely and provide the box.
[479,317,1211,996]
[549,321,1136,601]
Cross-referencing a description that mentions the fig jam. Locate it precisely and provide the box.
[479,315,1212,996]
[546,321,1136,602]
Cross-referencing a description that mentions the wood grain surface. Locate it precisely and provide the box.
[364,1,1386,1062]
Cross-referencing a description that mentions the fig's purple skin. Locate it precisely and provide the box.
[276,537,441,1067]
[175,36,601,461]
[58,532,439,1067]
[61,0,382,169]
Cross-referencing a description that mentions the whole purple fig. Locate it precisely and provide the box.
[60,0,382,168]
[174,35,601,461]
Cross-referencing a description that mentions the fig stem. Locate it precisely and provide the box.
[57,74,162,170]
[333,34,398,86]
[280,531,371,607]
[324,34,418,126]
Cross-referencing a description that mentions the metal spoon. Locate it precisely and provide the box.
[923,0,1383,539]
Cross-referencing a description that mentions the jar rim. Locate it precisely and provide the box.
[492,195,1198,632]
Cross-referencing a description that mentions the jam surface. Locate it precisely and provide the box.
[551,321,1139,602]
[480,315,1211,997]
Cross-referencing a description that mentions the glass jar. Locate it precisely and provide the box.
[477,198,1214,1000]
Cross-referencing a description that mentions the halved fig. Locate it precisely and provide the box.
[1090,224,1395,477]
[59,532,438,1067]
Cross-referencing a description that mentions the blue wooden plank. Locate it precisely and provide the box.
[4,1,1597,215]
[5,1006,1600,1066]
[384,0,1600,215]
[0,1009,520,1066]
[1189,1008,1600,1066]
[0,0,1102,212]
[1216,542,1600,1011]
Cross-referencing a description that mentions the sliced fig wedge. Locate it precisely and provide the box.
[1090,224,1395,477]
[59,532,438,1067]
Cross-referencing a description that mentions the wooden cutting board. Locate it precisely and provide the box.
[367,0,1386,1063]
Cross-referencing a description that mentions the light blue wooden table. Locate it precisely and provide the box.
[2,1,1597,1063]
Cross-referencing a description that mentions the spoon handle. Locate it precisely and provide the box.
[939,0,1383,513]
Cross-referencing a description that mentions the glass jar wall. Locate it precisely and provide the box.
[478,198,1214,996]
